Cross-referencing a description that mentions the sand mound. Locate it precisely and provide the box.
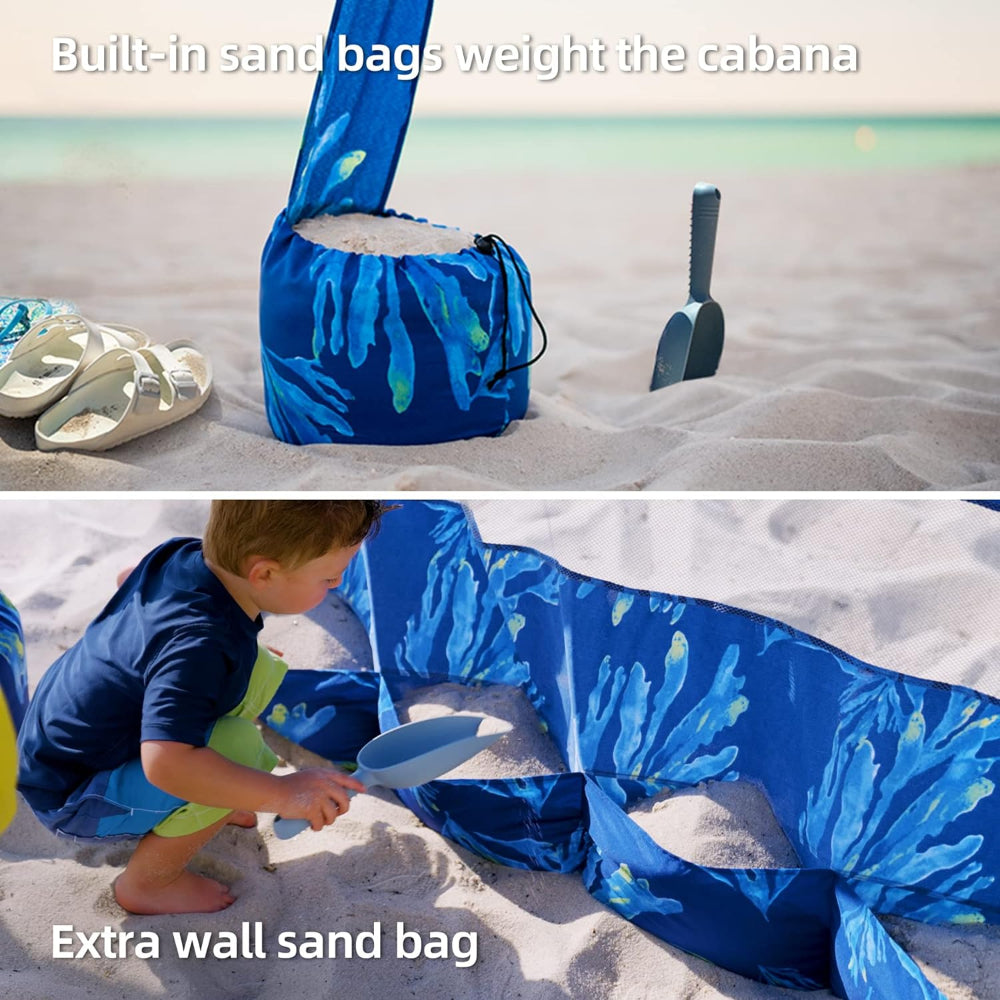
[629,781,800,870]
[395,681,567,779]
[293,212,475,257]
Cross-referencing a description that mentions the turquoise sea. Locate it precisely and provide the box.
[0,115,998,182]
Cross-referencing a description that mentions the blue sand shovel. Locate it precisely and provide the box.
[273,714,511,839]
[650,183,724,390]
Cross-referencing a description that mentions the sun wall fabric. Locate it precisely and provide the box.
[264,501,999,998]
[259,0,533,445]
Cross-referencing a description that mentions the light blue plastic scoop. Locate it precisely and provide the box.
[650,183,724,389]
[273,714,511,839]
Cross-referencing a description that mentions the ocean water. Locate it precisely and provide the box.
[0,115,998,183]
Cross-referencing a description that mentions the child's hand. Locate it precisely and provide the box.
[273,768,366,831]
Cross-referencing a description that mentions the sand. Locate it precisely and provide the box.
[629,782,801,871]
[396,682,567,779]
[293,212,476,257]
[1,498,999,999]
[58,407,122,438]
[2,166,999,489]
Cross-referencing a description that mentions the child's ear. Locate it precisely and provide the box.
[244,556,280,589]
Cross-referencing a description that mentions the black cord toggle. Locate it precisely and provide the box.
[474,233,548,390]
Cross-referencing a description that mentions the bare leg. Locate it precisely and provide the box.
[114,814,236,915]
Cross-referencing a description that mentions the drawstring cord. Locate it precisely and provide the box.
[475,233,548,390]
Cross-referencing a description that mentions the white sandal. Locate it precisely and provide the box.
[34,341,212,452]
[0,314,150,418]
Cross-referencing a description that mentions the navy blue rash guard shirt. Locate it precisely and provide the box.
[17,537,263,814]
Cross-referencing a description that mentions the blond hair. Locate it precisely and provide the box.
[203,500,388,575]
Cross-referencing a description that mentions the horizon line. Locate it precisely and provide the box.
[2,111,999,123]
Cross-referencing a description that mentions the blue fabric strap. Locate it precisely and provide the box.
[286,0,434,224]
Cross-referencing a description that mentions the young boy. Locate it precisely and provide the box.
[16,499,385,916]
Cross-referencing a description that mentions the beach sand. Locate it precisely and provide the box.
[1,166,999,490]
[293,212,476,256]
[1,498,999,998]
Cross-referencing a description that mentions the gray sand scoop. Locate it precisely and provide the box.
[650,183,724,389]
[273,714,511,839]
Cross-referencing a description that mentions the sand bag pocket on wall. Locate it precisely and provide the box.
[259,0,537,445]
[265,501,1000,999]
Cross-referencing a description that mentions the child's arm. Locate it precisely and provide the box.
[141,740,365,831]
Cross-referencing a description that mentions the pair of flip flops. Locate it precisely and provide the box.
[0,297,79,366]
[0,314,212,452]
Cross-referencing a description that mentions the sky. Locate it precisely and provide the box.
[4,0,998,116]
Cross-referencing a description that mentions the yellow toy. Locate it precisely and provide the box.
[0,692,15,832]
[0,592,26,834]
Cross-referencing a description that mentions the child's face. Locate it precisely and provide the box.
[255,543,362,615]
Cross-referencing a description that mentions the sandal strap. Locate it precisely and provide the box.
[168,368,199,398]
[134,370,163,399]
[76,319,110,371]
[9,313,112,375]
[6,313,90,363]
[138,343,205,402]
[128,352,165,415]
[69,346,160,404]
[96,323,151,351]
[10,314,150,365]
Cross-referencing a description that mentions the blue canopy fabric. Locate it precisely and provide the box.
[284,1,433,227]
[259,0,534,445]
[265,500,1000,999]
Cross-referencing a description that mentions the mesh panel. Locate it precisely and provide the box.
[469,498,1000,696]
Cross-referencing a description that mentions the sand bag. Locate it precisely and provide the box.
[266,501,1000,999]
[259,0,536,445]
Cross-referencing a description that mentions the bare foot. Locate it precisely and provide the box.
[114,869,236,915]
[228,809,258,829]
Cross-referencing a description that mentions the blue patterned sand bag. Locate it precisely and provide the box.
[265,501,1000,999]
[260,0,536,445]
[0,298,77,365]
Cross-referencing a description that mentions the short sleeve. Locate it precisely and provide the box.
[140,629,242,747]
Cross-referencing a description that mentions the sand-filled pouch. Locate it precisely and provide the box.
[259,0,537,445]
[265,500,1000,999]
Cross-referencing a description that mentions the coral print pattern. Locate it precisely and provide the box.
[260,0,533,446]
[264,501,999,1000]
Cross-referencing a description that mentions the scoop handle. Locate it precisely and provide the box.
[272,766,369,839]
[273,816,311,839]
[689,183,721,303]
